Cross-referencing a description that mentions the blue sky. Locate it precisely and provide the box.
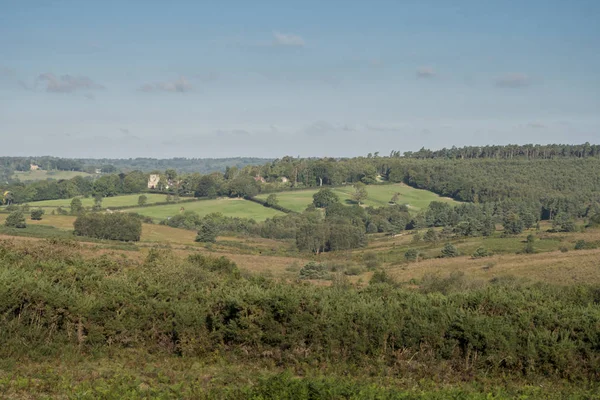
[1,0,599,158]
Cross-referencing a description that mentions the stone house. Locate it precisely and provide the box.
[148,174,160,189]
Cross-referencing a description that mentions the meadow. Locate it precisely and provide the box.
[127,197,284,221]
[256,183,458,212]
[24,193,170,208]
[13,170,94,181]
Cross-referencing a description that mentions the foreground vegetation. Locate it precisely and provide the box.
[0,239,598,398]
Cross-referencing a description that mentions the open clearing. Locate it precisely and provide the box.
[1,212,598,286]
[256,183,458,212]
[25,193,171,209]
[127,198,284,221]
[13,170,94,181]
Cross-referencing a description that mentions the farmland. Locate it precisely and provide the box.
[24,193,170,209]
[127,197,284,221]
[256,183,458,212]
[13,170,94,181]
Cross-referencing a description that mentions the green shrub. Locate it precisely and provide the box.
[344,265,364,276]
[30,208,45,220]
[362,251,380,269]
[472,246,490,258]
[574,240,598,250]
[4,210,26,228]
[405,248,419,262]
[195,219,218,242]
[441,243,459,258]
[188,253,239,276]
[298,262,330,280]
[369,269,396,285]
[73,212,142,241]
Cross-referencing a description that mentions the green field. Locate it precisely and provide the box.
[128,198,284,221]
[24,193,170,209]
[256,183,458,212]
[13,170,94,181]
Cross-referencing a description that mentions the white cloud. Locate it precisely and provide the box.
[273,32,305,47]
[416,66,436,79]
[139,76,192,93]
[495,73,531,88]
[36,73,104,93]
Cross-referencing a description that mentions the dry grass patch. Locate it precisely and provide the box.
[386,248,600,286]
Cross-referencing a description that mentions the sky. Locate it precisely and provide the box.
[1,0,599,159]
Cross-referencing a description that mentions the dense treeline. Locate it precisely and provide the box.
[399,142,600,159]
[0,156,86,172]
[1,240,598,383]
[0,156,272,176]
[383,158,600,218]
[73,213,142,241]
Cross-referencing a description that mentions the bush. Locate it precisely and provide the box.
[73,213,142,241]
[138,195,148,207]
[298,262,330,280]
[30,208,45,221]
[362,251,380,269]
[552,213,577,232]
[472,246,490,258]
[312,188,339,208]
[344,265,364,276]
[405,248,419,262]
[4,210,26,228]
[57,206,69,215]
[369,269,396,285]
[574,240,598,250]
[423,228,439,242]
[265,194,278,207]
[195,219,218,243]
[188,253,239,276]
[441,243,459,258]
[70,197,84,215]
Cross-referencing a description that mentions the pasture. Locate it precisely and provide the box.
[13,170,94,181]
[127,197,284,221]
[22,193,171,209]
[256,183,458,212]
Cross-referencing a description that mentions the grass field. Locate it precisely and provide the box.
[22,193,171,209]
[256,183,458,212]
[128,198,284,221]
[13,170,94,181]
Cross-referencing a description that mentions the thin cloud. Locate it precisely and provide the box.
[0,66,16,77]
[36,73,104,93]
[495,73,531,88]
[527,122,546,129]
[215,129,251,137]
[120,128,130,134]
[139,76,192,93]
[273,32,305,47]
[416,66,436,79]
